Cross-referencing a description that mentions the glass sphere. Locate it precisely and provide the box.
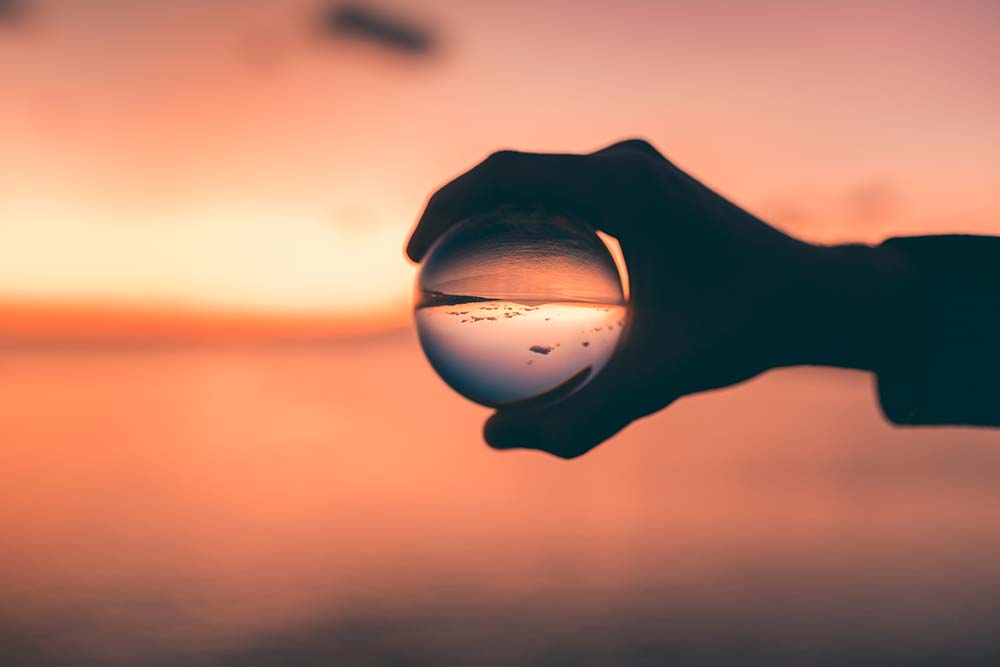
[414,209,627,407]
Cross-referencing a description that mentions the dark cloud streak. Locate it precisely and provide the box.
[0,0,26,25]
[321,2,435,56]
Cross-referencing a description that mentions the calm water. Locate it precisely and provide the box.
[3,329,1000,666]
[415,300,625,406]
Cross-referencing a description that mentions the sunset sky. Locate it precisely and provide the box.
[4,6,1000,663]
[1,0,998,334]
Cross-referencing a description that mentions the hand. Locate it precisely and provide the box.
[407,139,911,458]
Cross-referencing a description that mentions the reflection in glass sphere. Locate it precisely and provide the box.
[414,210,627,407]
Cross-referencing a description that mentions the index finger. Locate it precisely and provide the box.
[405,150,601,263]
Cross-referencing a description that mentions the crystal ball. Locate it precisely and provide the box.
[414,210,628,407]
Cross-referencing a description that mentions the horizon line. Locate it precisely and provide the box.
[0,299,409,343]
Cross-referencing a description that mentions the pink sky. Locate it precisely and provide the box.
[1,0,997,329]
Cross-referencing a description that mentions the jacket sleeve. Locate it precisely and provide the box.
[876,235,1000,427]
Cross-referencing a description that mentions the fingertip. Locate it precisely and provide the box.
[404,234,424,263]
[406,209,439,262]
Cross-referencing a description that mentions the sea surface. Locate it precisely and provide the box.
[415,300,625,406]
[2,329,1000,666]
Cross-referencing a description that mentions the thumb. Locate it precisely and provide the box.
[483,367,638,459]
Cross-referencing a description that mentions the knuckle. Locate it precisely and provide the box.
[482,149,521,171]
[424,189,444,209]
[419,189,449,220]
[606,138,674,170]
[618,137,657,153]
[550,441,590,460]
[596,149,658,191]
[620,150,656,177]
[544,423,594,459]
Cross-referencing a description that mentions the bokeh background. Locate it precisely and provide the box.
[2,1,1000,665]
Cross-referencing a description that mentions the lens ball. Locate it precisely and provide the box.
[414,210,627,407]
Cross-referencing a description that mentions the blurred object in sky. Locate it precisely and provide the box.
[321,2,435,55]
[0,0,26,25]
[236,29,292,74]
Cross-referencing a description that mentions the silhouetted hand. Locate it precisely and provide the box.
[407,139,914,458]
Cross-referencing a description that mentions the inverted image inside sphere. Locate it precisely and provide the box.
[414,210,627,408]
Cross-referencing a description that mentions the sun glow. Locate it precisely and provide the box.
[1,0,998,338]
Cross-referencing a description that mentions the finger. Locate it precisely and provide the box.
[406,150,604,262]
[483,362,640,459]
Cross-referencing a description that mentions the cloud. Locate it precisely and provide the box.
[320,2,435,56]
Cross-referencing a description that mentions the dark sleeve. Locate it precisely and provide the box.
[876,235,1000,427]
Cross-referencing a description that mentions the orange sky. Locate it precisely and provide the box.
[1,0,998,336]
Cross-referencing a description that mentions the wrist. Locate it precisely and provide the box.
[772,241,918,372]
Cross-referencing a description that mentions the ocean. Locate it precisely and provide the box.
[2,328,1000,666]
